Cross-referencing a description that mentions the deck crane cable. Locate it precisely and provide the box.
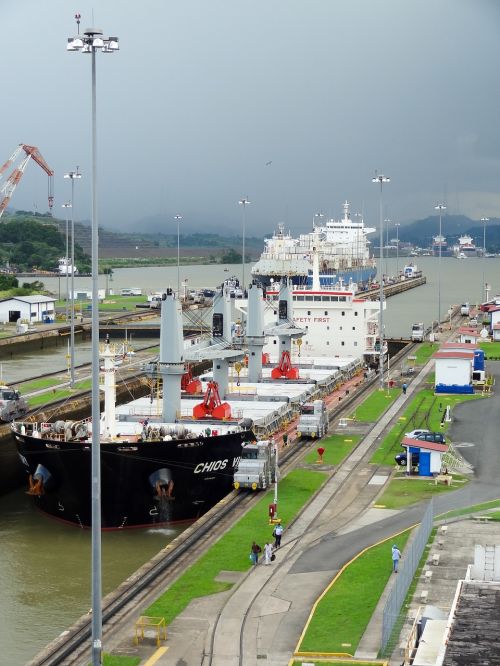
[0,143,54,219]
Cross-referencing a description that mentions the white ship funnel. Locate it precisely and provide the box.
[159,289,185,422]
[246,282,265,382]
[212,288,232,340]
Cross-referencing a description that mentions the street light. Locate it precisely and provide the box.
[435,204,447,327]
[174,215,182,298]
[372,174,390,390]
[64,168,82,389]
[384,218,391,278]
[67,20,119,666]
[238,198,251,292]
[481,217,489,302]
[394,222,400,278]
[312,212,325,229]
[61,201,72,323]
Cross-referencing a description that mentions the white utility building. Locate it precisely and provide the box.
[433,346,475,394]
[0,295,56,324]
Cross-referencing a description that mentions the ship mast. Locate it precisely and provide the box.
[101,336,117,439]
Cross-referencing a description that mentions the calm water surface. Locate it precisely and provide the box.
[3,256,500,663]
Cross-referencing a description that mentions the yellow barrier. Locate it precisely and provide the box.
[134,616,167,647]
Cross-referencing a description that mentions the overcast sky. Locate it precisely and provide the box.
[2,0,499,236]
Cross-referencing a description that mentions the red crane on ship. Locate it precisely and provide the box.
[0,144,54,219]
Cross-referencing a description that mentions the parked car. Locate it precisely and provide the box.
[395,452,419,467]
[415,432,446,444]
[404,428,430,439]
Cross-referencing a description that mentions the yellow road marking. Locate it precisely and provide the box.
[142,646,168,665]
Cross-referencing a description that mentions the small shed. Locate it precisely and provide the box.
[0,295,56,324]
[433,349,475,394]
[458,327,480,345]
[401,437,449,476]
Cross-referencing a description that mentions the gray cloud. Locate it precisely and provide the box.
[1,0,499,235]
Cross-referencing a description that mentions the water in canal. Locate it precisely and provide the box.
[2,257,500,663]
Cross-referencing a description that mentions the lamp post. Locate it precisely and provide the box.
[64,168,82,389]
[312,212,324,229]
[372,174,390,390]
[395,222,400,278]
[174,215,182,298]
[481,217,489,303]
[435,204,447,327]
[384,218,391,278]
[238,198,251,292]
[67,22,119,666]
[61,201,72,323]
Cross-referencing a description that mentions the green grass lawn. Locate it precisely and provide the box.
[479,341,500,359]
[18,377,62,393]
[298,530,411,654]
[303,435,360,466]
[437,498,500,520]
[351,388,399,422]
[414,342,438,365]
[99,295,149,311]
[371,389,482,467]
[293,662,386,666]
[27,380,91,408]
[374,476,466,509]
[145,469,327,625]
[101,655,140,666]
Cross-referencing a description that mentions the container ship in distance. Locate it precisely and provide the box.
[251,201,377,288]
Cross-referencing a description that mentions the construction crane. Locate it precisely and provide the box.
[0,144,54,219]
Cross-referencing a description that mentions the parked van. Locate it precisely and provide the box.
[460,303,470,316]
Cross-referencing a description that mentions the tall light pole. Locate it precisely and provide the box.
[64,168,82,389]
[481,217,489,302]
[384,218,391,278]
[174,214,182,298]
[61,201,72,323]
[312,211,324,229]
[67,21,119,666]
[435,204,447,327]
[372,174,390,390]
[238,198,251,292]
[395,222,400,278]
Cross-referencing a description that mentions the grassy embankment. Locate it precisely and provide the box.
[297,529,411,655]
[25,380,92,408]
[303,434,361,465]
[479,341,500,359]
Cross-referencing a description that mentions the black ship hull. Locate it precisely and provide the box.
[13,429,253,529]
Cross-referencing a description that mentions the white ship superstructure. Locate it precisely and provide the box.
[57,257,78,276]
[261,284,383,361]
[453,234,477,258]
[251,201,376,287]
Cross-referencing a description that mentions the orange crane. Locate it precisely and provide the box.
[0,144,54,219]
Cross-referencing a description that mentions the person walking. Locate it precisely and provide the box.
[264,542,273,565]
[402,383,407,395]
[273,522,284,549]
[392,544,402,573]
[283,432,288,447]
[250,541,262,566]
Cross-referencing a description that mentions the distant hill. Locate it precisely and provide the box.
[51,220,264,260]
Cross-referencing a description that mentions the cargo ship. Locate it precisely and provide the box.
[12,291,256,529]
[251,201,377,288]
